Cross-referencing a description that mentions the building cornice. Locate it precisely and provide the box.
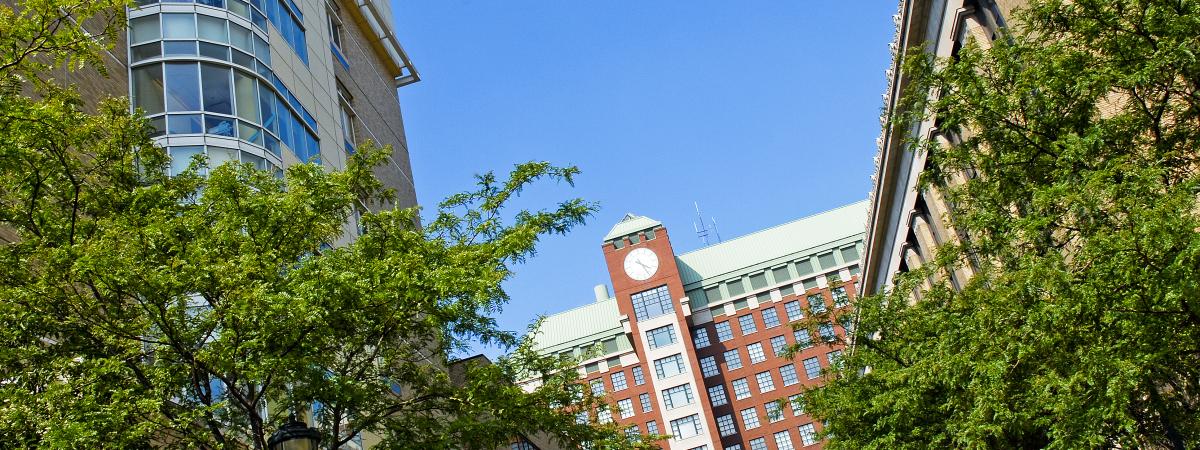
[350,0,420,87]
[861,0,926,295]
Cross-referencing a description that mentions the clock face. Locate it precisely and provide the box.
[623,248,660,281]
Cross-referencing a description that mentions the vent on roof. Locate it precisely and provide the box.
[594,284,610,303]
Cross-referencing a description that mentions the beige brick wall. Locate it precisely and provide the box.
[331,0,418,210]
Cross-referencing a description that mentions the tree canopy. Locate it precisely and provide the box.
[804,0,1200,449]
[0,0,659,448]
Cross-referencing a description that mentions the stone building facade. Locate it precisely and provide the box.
[861,0,1025,297]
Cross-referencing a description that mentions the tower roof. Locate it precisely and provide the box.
[602,213,662,241]
[675,200,868,286]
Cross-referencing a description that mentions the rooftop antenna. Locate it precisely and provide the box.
[711,216,723,244]
[693,202,711,246]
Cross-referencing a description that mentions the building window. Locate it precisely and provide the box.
[327,3,344,51]
[597,407,612,424]
[772,265,792,284]
[798,423,817,446]
[707,384,728,407]
[726,279,745,297]
[585,362,601,374]
[765,401,784,423]
[747,343,767,364]
[774,430,795,450]
[784,300,804,321]
[646,420,659,435]
[631,286,674,321]
[761,307,781,328]
[789,394,804,415]
[704,286,722,305]
[606,355,622,368]
[265,0,308,63]
[631,366,646,385]
[738,315,757,335]
[831,287,849,307]
[748,438,767,450]
[716,414,738,437]
[590,379,605,396]
[740,407,761,430]
[794,329,813,349]
[625,425,639,437]
[645,324,677,350]
[662,384,695,410]
[339,101,355,153]
[727,445,743,450]
[780,284,795,296]
[692,327,711,348]
[653,354,686,379]
[839,316,854,335]
[131,64,165,115]
[130,20,322,163]
[639,392,652,412]
[700,356,720,378]
[731,378,751,400]
[669,415,702,440]
[749,272,768,290]
[827,350,844,369]
[611,371,628,392]
[715,321,734,342]
[770,335,788,356]
[818,322,836,342]
[723,349,743,370]
[807,294,827,314]
[755,371,775,393]
[802,357,821,379]
[780,364,799,386]
[617,398,634,418]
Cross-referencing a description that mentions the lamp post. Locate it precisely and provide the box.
[267,414,321,450]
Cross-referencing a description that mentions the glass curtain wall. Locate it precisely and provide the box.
[128,7,323,172]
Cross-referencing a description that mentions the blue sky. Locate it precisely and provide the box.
[390,2,896,358]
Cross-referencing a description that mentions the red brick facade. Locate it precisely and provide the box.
[589,224,855,450]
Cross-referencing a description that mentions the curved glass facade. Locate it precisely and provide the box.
[134,0,307,64]
[129,6,320,173]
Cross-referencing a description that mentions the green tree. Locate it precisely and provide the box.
[803,1,1200,449]
[0,0,661,448]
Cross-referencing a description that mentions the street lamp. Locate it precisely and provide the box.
[268,414,321,450]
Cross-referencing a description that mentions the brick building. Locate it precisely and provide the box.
[527,202,866,450]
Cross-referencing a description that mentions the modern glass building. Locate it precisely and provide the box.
[123,0,419,213]
[525,201,867,450]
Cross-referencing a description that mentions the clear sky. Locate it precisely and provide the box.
[390,2,897,359]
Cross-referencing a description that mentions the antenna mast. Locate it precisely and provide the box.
[694,202,710,246]
[694,202,722,246]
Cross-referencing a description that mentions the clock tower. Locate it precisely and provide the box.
[601,214,722,448]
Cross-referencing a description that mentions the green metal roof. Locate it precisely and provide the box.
[676,200,868,286]
[532,201,867,352]
[531,297,623,353]
[603,213,662,241]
